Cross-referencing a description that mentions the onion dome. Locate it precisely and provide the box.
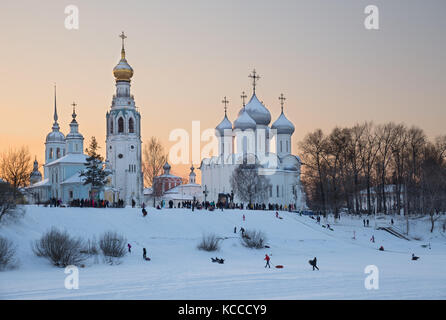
[30,158,42,184]
[163,162,171,174]
[113,32,133,82]
[216,114,232,135]
[240,93,271,126]
[66,105,84,140]
[234,107,256,130]
[271,111,295,134]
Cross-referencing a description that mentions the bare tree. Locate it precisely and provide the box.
[230,161,270,205]
[0,146,32,199]
[142,137,168,187]
[299,129,329,213]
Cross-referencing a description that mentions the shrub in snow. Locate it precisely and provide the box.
[197,234,221,252]
[99,231,127,263]
[81,237,99,256]
[241,230,267,249]
[32,228,87,267]
[0,236,17,271]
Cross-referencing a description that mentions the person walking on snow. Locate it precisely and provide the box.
[276,212,279,218]
[370,235,375,243]
[127,243,132,253]
[264,254,271,268]
[309,257,319,270]
[234,226,237,233]
[143,248,147,260]
[243,214,245,222]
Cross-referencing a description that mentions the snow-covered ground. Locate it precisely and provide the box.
[0,206,445,300]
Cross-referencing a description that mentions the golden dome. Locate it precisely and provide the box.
[113,32,133,82]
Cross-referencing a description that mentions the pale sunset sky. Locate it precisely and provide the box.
[0,0,445,180]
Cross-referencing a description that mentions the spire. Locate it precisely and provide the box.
[119,31,127,60]
[52,84,60,131]
[248,69,260,94]
[279,93,286,113]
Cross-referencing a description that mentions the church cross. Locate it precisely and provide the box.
[241,91,247,107]
[221,96,229,115]
[71,102,77,119]
[279,93,286,112]
[248,69,260,93]
[119,31,127,47]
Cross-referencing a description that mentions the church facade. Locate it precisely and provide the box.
[27,33,143,206]
[26,88,90,204]
[200,70,306,209]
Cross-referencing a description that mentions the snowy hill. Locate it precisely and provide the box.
[0,206,445,299]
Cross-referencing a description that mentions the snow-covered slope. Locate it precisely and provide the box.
[0,206,445,299]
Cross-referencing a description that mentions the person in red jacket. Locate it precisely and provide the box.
[264,254,271,268]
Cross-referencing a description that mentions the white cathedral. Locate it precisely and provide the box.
[27,32,143,206]
[200,70,306,209]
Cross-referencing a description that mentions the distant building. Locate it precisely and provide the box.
[144,165,202,206]
[359,184,405,214]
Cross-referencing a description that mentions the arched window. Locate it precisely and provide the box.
[118,117,124,133]
[280,141,283,153]
[56,148,61,159]
[286,140,289,152]
[49,148,53,159]
[129,118,134,133]
[110,119,114,134]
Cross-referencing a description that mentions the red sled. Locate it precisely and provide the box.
[275,265,284,269]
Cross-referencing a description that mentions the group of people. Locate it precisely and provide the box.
[127,243,151,261]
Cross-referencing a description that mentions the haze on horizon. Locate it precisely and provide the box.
[0,0,445,179]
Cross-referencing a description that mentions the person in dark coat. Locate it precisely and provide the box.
[264,254,271,268]
[234,226,237,233]
[127,243,132,253]
[143,248,147,260]
[412,253,419,261]
[367,219,370,227]
[363,219,366,227]
[309,257,319,270]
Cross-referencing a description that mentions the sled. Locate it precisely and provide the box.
[279,217,283,220]
[275,265,284,269]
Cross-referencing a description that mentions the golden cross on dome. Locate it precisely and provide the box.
[279,93,286,112]
[248,69,260,93]
[119,31,127,59]
[119,31,127,46]
[241,91,247,107]
[222,96,229,115]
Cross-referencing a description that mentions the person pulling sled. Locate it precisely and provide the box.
[143,248,151,261]
[309,257,319,270]
[264,254,271,268]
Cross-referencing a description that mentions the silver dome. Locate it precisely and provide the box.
[271,111,295,135]
[240,94,271,126]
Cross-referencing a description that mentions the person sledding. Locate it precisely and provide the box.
[309,257,319,270]
[143,248,151,261]
[211,257,224,264]
[378,246,384,251]
[276,211,279,218]
[142,207,147,217]
[412,253,420,261]
[264,254,271,268]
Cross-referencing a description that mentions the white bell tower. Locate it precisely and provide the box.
[105,32,143,206]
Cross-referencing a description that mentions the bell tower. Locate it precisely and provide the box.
[105,32,143,206]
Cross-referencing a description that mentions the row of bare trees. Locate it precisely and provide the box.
[299,122,446,221]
